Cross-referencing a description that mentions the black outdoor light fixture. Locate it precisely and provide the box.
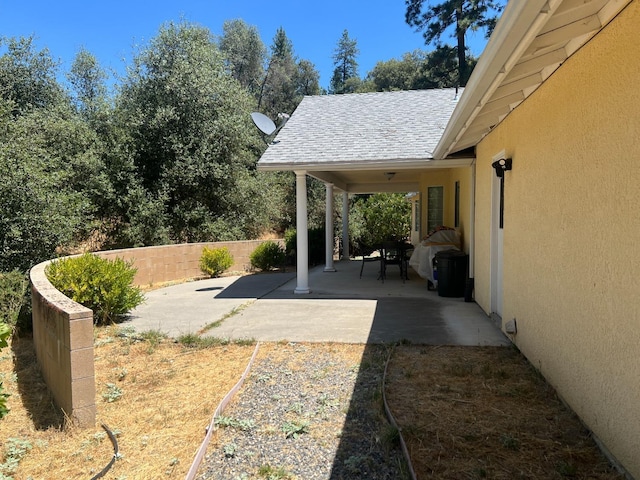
[492,157,512,229]
[491,157,512,178]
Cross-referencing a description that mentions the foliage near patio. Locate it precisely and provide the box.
[0,270,27,330]
[350,193,412,249]
[250,241,286,271]
[0,27,322,275]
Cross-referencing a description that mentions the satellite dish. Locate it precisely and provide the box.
[251,112,277,136]
[250,112,290,145]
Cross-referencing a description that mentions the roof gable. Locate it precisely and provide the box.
[257,88,462,171]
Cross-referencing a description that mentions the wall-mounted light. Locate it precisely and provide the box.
[491,158,512,178]
[385,172,396,181]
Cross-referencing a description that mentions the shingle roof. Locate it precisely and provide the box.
[257,88,462,170]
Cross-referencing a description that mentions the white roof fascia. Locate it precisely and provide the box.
[432,0,561,160]
[256,157,474,172]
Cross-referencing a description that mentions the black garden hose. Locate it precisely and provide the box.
[382,344,418,480]
[89,423,120,480]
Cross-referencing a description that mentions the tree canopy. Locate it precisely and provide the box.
[0,8,500,274]
[219,19,266,96]
[329,30,360,94]
[405,0,504,86]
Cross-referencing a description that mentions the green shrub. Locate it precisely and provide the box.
[0,381,8,419]
[250,241,285,271]
[199,246,233,278]
[282,228,325,266]
[46,253,144,325]
[0,318,12,419]
[284,229,297,255]
[0,270,28,332]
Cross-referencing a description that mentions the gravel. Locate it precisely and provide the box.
[195,342,409,480]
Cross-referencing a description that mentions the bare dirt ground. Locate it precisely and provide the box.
[0,328,625,479]
[385,345,624,480]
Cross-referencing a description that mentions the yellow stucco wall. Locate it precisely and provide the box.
[474,2,640,476]
[419,167,472,252]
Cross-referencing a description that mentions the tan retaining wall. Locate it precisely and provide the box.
[30,261,96,427]
[96,240,279,286]
[30,240,282,427]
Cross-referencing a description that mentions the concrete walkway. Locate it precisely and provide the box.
[126,260,510,346]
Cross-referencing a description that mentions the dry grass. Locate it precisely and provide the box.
[0,334,625,480]
[385,345,625,480]
[0,327,256,479]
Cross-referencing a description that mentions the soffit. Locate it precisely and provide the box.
[436,0,632,158]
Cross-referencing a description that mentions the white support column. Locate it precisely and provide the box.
[324,183,336,272]
[294,171,310,294]
[341,191,349,260]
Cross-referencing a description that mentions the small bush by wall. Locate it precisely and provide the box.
[250,241,286,271]
[199,247,233,277]
[46,253,144,325]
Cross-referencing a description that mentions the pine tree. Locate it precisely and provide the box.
[405,0,504,86]
[329,30,360,94]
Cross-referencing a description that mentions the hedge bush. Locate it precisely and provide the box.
[0,270,28,332]
[0,271,23,419]
[0,321,11,418]
[250,241,285,271]
[283,228,325,266]
[46,253,144,325]
[199,246,234,278]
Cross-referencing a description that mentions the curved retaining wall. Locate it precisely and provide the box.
[30,240,281,427]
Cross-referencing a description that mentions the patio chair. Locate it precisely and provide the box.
[380,241,414,282]
[358,244,383,280]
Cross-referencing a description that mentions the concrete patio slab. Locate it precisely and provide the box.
[127,260,510,346]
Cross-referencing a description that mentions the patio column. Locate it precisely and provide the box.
[324,183,336,272]
[294,171,310,294]
[341,191,349,260]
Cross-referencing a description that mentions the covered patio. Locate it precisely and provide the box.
[256,88,473,294]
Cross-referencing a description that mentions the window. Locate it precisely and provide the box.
[414,196,420,232]
[454,181,460,228]
[427,186,444,233]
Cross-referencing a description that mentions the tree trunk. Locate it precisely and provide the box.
[456,4,467,87]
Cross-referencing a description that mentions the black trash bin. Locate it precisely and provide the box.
[435,250,468,297]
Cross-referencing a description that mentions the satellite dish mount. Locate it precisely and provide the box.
[251,112,289,145]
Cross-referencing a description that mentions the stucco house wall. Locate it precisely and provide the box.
[474,3,640,475]
[419,167,472,252]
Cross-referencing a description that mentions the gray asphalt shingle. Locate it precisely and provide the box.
[257,88,462,169]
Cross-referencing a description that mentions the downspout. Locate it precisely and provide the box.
[465,161,476,302]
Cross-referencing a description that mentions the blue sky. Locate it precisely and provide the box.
[0,0,492,90]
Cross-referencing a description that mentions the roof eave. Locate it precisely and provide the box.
[256,156,475,172]
[432,0,554,160]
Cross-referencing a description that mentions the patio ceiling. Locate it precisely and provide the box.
[434,0,633,158]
